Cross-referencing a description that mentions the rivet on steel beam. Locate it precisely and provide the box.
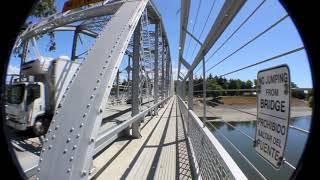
[76,134,80,139]
[70,127,74,132]
[81,171,87,176]
[73,145,77,150]
[52,135,56,139]
[93,87,97,91]
[80,123,84,127]
[70,156,74,161]
[55,125,59,130]
[99,109,103,114]
[63,149,68,154]
[90,138,95,143]
[37,168,40,172]
[67,169,71,173]
[48,129,52,133]
[90,95,94,99]
[66,138,71,143]
[97,79,100,83]
[48,145,52,149]
[42,148,45,152]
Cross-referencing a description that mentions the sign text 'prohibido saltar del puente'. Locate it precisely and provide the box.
[254,65,290,169]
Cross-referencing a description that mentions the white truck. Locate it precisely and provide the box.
[6,57,79,136]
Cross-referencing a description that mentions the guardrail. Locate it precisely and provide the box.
[24,96,171,178]
[177,96,247,180]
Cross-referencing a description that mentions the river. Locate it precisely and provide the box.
[209,116,311,179]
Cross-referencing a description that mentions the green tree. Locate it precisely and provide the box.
[291,82,306,99]
[228,79,241,95]
[13,0,57,58]
[207,79,223,97]
[245,80,253,89]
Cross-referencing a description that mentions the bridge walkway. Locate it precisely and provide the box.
[91,96,193,180]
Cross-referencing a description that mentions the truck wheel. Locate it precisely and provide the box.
[32,116,51,136]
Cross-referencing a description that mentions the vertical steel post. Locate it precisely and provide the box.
[154,23,159,114]
[128,56,131,80]
[21,41,28,64]
[165,55,170,98]
[161,39,165,100]
[20,41,28,78]
[123,55,131,136]
[202,57,207,126]
[182,80,186,101]
[132,18,142,138]
[188,71,193,110]
[116,69,120,103]
[71,29,79,61]
[127,56,131,100]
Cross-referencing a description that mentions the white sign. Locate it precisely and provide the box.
[255,65,290,169]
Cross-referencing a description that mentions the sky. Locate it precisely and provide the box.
[7,0,313,88]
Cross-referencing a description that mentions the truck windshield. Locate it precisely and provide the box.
[26,84,41,105]
[7,84,25,104]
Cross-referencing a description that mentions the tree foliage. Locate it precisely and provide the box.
[291,82,306,99]
[184,73,306,99]
[13,0,57,58]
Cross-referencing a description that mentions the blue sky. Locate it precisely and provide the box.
[8,0,313,88]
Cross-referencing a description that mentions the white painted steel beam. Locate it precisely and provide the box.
[182,0,246,82]
[20,0,125,41]
[132,18,142,139]
[37,1,149,179]
[178,0,191,80]
[154,23,159,112]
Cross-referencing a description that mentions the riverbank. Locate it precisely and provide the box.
[192,96,312,122]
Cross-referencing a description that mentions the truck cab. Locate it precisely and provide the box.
[6,81,46,135]
[5,57,79,136]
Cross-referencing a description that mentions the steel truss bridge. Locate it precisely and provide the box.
[9,0,311,180]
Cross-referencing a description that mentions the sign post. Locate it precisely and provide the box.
[254,65,290,169]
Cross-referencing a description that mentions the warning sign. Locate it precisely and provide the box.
[254,65,290,169]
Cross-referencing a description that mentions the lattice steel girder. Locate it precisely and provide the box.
[182,0,246,82]
[178,0,190,59]
[165,46,170,98]
[161,40,165,99]
[154,23,159,104]
[181,57,191,70]
[20,0,124,41]
[52,26,98,38]
[177,0,190,80]
[37,1,149,179]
